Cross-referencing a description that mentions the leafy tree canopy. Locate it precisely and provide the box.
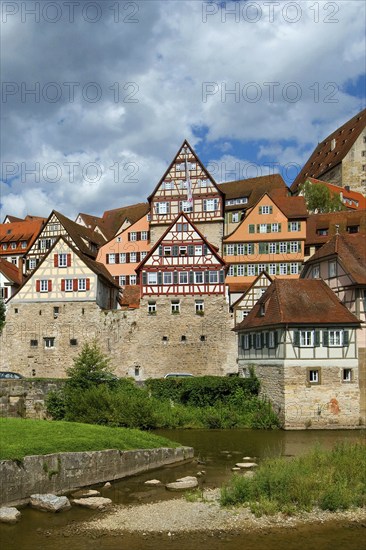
[66,340,115,390]
[300,180,346,214]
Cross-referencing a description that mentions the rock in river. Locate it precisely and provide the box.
[71,489,100,499]
[166,476,198,491]
[0,507,21,524]
[235,463,258,469]
[30,494,71,513]
[72,497,112,510]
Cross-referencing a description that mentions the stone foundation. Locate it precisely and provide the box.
[0,380,64,419]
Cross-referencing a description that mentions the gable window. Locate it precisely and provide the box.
[290,241,299,253]
[63,279,72,292]
[203,198,219,212]
[195,245,203,256]
[259,223,267,233]
[120,253,126,263]
[171,299,180,314]
[226,244,235,255]
[195,299,204,314]
[164,247,171,256]
[129,275,137,285]
[40,280,50,293]
[44,337,55,349]
[58,254,68,267]
[141,231,148,240]
[164,180,174,189]
[78,279,87,291]
[130,232,137,241]
[179,200,193,213]
[289,221,301,232]
[179,246,187,256]
[108,253,116,264]
[148,272,157,285]
[232,212,239,223]
[155,202,169,215]
[209,271,218,283]
[329,261,337,278]
[119,275,126,286]
[259,205,272,214]
[164,272,172,285]
[179,272,188,284]
[308,369,320,384]
[140,251,147,260]
[148,301,156,314]
[312,265,320,278]
[317,228,328,236]
[116,236,122,243]
[195,271,203,283]
[130,252,137,263]
[271,223,280,232]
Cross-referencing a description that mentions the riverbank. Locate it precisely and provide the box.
[59,489,366,535]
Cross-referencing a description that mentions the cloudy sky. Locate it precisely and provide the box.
[1,0,365,220]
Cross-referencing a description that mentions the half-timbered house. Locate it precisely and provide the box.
[231,271,273,326]
[148,140,224,250]
[235,278,361,429]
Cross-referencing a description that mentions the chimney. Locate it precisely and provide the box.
[330,139,336,151]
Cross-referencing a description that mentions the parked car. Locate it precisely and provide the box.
[164,373,194,378]
[0,371,23,379]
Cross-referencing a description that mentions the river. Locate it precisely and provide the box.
[0,429,364,550]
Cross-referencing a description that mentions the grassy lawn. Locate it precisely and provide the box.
[0,418,180,461]
[220,441,366,515]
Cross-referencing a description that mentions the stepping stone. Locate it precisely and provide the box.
[166,476,198,491]
[144,479,162,486]
[242,456,253,460]
[71,489,100,499]
[236,462,258,469]
[30,494,71,513]
[72,497,112,510]
[103,482,112,488]
[231,467,241,471]
[0,507,21,524]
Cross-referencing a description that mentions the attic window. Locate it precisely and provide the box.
[260,303,266,316]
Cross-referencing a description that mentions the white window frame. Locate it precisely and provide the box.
[195,271,203,284]
[78,278,86,291]
[247,243,254,255]
[130,252,137,263]
[209,271,218,283]
[141,231,148,240]
[247,264,255,276]
[130,232,137,241]
[237,243,244,255]
[29,258,37,270]
[195,299,204,313]
[40,280,49,293]
[261,205,271,214]
[259,224,267,233]
[290,263,299,275]
[140,251,147,260]
[58,254,67,267]
[179,200,193,213]
[148,301,156,314]
[279,263,287,275]
[163,272,172,285]
[228,265,235,276]
[147,272,158,285]
[279,242,287,253]
[271,223,280,232]
[65,279,73,292]
[269,263,276,275]
[300,330,314,347]
[179,272,188,284]
[155,202,169,215]
[119,275,126,286]
[232,212,239,222]
[290,241,299,253]
[226,244,235,255]
[289,221,300,232]
[195,245,203,256]
[108,253,116,264]
[129,275,137,285]
[237,264,245,276]
[44,337,55,349]
[328,329,343,347]
[171,300,180,314]
[308,369,319,384]
[269,242,276,254]
[120,253,126,263]
[204,198,218,212]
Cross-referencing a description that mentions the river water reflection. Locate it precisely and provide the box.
[1,429,364,550]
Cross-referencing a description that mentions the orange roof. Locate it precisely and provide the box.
[306,178,366,210]
[120,286,141,309]
[0,219,45,254]
[0,258,23,285]
[306,210,366,246]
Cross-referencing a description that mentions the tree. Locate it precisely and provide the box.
[0,298,6,333]
[66,341,115,390]
[300,180,345,214]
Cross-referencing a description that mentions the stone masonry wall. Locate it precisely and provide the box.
[254,362,361,429]
[0,446,194,506]
[1,295,237,379]
[0,380,65,419]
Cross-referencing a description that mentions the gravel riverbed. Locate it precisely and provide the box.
[69,490,366,535]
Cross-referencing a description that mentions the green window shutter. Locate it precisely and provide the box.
[276,264,280,275]
[142,272,147,285]
[189,271,194,284]
[314,330,320,347]
[298,222,301,231]
[234,244,237,256]
[188,245,194,256]
[278,223,282,232]
[249,225,255,234]
[293,330,300,346]
[343,330,349,346]
[288,222,291,232]
[259,206,262,214]
[259,243,264,254]
[172,245,179,257]
[276,243,280,254]
[263,332,268,347]
[267,224,271,233]
[234,265,237,276]
[269,206,273,214]
[219,270,224,283]
[323,331,329,347]
[173,271,178,284]
[274,331,279,347]
[256,224,260,233]
[204,271,210,283]
[157,272,163,285]
[203,245,208,255]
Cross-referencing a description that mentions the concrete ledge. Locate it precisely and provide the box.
[0,446,194,506]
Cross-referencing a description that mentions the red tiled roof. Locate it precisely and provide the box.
[304,233,366,285]
[235,279,360,331]
[102,203,149,239]
[120,286,140,309]
[306,210,366,246]
[231,272,273,309]
[291,108,366,193]
[0,219,45,254]
[268,190,308,219]
[227,283,251,294]
[305,178,366,210]
[52,211,106,258]
[219,174,287,211]
[0,259,23,285]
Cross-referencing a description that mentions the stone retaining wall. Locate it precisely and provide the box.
[0,380,65,419]
[0,446,194,506]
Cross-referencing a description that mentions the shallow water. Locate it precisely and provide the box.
[1,429,364,550]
